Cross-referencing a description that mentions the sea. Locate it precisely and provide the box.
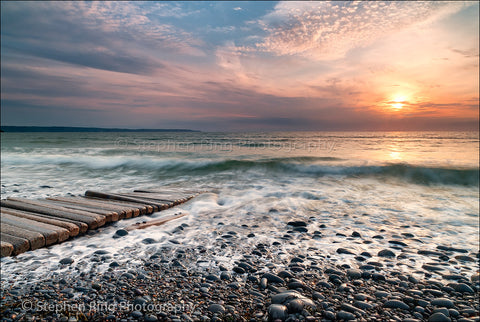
[1,131,479,284]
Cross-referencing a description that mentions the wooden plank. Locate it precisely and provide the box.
[1,200,100,229]
[47,196,132,219]
[1,241,14,257]
[7,198,106,227]
[1,208,82,236]
[83,196,149,216]
[116,193,171,210]
[126,213,188,231]
[40,199,119,222]
[1,233,30,256]
[118,192,177,206]
[1,223,45,250]
[85,191,161,212]
[1,213,66,244]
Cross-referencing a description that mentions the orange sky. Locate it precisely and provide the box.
[1,1,479,131]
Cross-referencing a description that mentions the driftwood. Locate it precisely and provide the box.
[126,213,188,231]
[1,241,13,257]
[1,200,101,229]
[1,208,82,236]
[47,196,135,218]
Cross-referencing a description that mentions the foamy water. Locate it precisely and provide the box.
[1,131,479,286]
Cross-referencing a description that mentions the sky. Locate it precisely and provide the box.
[1,1,479,131]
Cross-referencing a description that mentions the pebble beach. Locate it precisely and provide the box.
[1,131,479,321]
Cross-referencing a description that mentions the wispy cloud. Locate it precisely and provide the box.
[256,1,471,59]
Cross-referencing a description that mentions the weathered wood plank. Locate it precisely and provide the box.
[1,223,45,250]
[126,213,188,231]
[0,233,30,256]
[7,198,106,227]
[1,200,100,229]
[1,208,82,236]
[85,191,161,212]
[117,192,175,207]
[1,241,14,257]
[47,197,132,219]
[40,199,119,222]
[1,213,66,244]
[82,197,148,216]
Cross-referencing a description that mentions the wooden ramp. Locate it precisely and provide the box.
[0,189,199,257]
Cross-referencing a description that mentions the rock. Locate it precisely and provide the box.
[378,249,396,257]
[114,229,128,237]
[337,248,355,255]
[142,238,156,244]
[431,298,454,308]
[389,240,408,246]
[428,312,451,322]
[384,300,409,310]
[220,271,231,281]
[268,304,288,321]
[436,246,468,253]
[131,311,143,318]
[232,266,245,274]
[206,274,219,282]
[347,269,362,279]
[262,272,285,284]
[452,283,474,293]
[208,304,225,314]
[271,290,316,310]
[351,231,361,237]
[59,258,74,265]
[287,221,307,227]
[293,227,308,233]
[336,310,355,320]
[374,291,390,298]
[91,283,101,290]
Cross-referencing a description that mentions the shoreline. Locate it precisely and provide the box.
[1,219,478,321]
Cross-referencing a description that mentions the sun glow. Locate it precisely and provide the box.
[389,95,408,110]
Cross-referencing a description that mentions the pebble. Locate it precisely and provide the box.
[347,269,362,279]
[452,283,474,293]
[208,304,225,314]
[378,249,396,257]
[59,258,74,265]
[287,221,307,227]
[428,312,451,322]
[384,299,410,310]
[268,304,288,321]
[337,248,355,255]
[336,310,356,320]
[431,298,454,308]
[262,272,285,284]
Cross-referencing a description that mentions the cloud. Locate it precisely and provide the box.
[256,1,471,60]
[1,2,204,75]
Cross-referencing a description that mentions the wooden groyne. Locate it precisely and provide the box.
[0,189,199,257]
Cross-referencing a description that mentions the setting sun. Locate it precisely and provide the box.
[389,95,408,110]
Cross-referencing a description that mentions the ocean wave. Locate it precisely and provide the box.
[2,154,478,186]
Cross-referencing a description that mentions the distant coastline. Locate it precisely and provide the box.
[0,126,199,133]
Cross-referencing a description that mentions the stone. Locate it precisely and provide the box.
[337,248,355,255]
[59,258,74,265]
[428,312,451,322]
[208,304,225,314]
[267,304,288,321]
[378,249,396,257]
[431,298,454,308]
[262,272,285,284]
[347,269,362,279]
[287,221,307,227]
[336,310,355,320]
[384,300,410,310]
